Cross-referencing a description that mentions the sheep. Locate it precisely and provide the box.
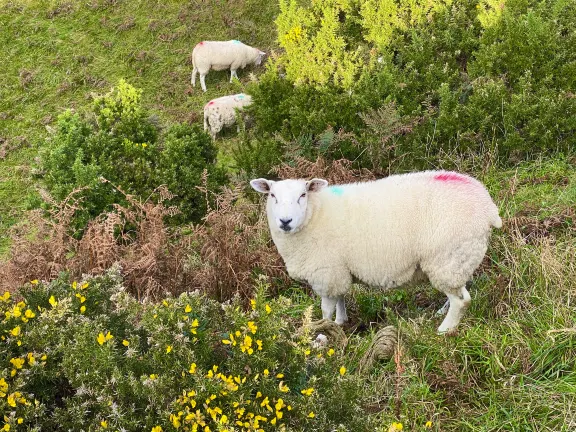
[203,93,253,140]
[191,40,266,92]
[250,171,502,334]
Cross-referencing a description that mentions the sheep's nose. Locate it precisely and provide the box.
[280,218,292,231]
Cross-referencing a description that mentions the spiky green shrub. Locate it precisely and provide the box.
[40,80,227,230]
[0,268,376,432]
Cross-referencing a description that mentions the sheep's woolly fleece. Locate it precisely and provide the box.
[251,171,502,333]
[203,93,252,139]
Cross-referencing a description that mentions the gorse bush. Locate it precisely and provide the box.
[243,0,576,172]
[0,268,377,431]
[40,80,227,230]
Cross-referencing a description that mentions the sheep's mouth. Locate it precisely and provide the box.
[280,225,292,232]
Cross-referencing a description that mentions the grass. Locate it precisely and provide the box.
[0,0,279,254]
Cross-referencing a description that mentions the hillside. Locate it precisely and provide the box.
[0,0,279,252]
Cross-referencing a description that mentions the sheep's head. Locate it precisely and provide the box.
[255,50,266,66]
[250,178,328,234]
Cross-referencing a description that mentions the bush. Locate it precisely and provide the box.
[40,80,227,230]
[246,0,576,170]
[0,268,376,431]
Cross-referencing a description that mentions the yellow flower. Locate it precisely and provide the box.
[100,420,108,428]
[1,291,10,302]
[301,387,314,396]
[27,352,36,365]
[79,296,86,303]
[41,354,47,361]
[247,321,257,334]
[7,393,16,407]
[25,309,35,318]
[31,279,39,285]
[327,348,335,356]
[72,281,77,289]
[265,304,272,314]
[10,326,21,337]
[2,424,10,431]
[80,305,86,314]
[166,345,173,353]
[151,427,163,432]
[48,296,57,307]
[97,332,113,345]
[82,282,89,289]
[185,304,192,313]
[250,299,256,310]
[10,358,25,369]
[388,422,403,432]
[17,419,23,424]
[339,366,346,376]
[276,373,284,378]
[149,374,158,380]
[142,143,148,148]
[191,318,199,335]
[425,421,433,428]
[307,412,315,418]
[278,381,289,393]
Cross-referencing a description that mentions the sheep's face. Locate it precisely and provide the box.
[250,178,328,234]
[255,51,266,66]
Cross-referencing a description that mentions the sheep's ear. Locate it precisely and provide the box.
[250,178,273,194]
[306,178,328,192]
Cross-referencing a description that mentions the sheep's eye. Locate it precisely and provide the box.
[300,193,306,198]
[270,193,275,199]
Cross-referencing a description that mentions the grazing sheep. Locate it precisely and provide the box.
[203,93,253,140]
[191,40,265,92]
[250,171,502,334]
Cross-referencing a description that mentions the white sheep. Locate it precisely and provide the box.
[203,93,253,140]
[191,40,265,92]
[250,171,502,334]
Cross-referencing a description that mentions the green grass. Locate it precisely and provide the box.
[0,0,279,253]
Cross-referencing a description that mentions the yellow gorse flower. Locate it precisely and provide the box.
[97,331,113,345]
[151,427,163,432]
[100,420,108,428]
[301,387,314,396]
[166,345,173,353]
[185,304,192,313]
[122,340,130,346]
[30,279,39,285]
[1,291,10,302]
[339,366,346,376]
[425,421,433,428]
[10,326,21,337]
[48,296,57,307]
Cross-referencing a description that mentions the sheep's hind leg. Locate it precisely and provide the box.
[437,286,471,334]
[200,74,207,92]
[191,67,198,86]
[321,297,338,322]
[335,296,347,325]
[230,69,239,83]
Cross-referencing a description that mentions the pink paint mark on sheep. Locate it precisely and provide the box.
[434,173,470,183]
[196,41,204,47]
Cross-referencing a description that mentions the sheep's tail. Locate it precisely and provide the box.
[490,204,503,229]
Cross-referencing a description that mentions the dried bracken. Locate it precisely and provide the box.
[272,156,377,184]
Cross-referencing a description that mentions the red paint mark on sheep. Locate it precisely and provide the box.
[196,41,204,47]
[434,173,470,183]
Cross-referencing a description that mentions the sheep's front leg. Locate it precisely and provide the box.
[230,69,239,82]
[335,296,347,325]
[321,296,337,321]
[200,74,207,92]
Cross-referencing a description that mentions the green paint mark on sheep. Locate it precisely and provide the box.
[329,186,344,196]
